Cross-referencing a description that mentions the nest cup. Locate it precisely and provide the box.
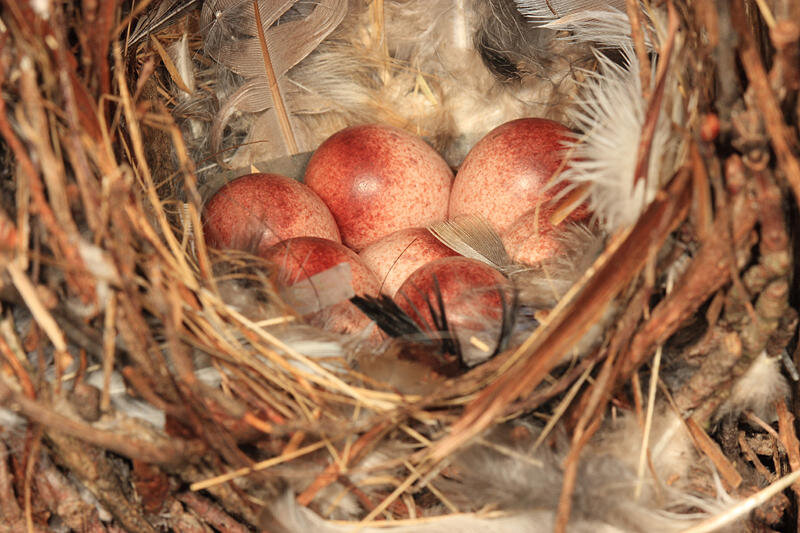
[0,1,799,532]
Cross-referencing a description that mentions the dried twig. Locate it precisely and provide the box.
[686,417,743,489]
[429,169,692,462]
[732,0,800,208]
[776,400,800,499]
[0,378,203,465]
[178,492,250,533]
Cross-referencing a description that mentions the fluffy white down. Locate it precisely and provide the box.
[266,494,625,533]
[262,410,738,533]
[557,45,683,232]
[200,0,579,169]
[718,351,791,422]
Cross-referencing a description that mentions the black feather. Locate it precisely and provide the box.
[350,295,429,340]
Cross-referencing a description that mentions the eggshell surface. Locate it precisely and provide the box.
[501,207,565,266]
[203,173,340,256]
[359,228,458,297]
[395,257,511,365]
[260,237,380,297]
[449,118,577,234]
[304,125,453,250]
[260,237,381,338]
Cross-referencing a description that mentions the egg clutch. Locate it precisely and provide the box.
[202,118,591,369]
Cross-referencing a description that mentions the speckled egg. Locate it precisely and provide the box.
[359,228,459,297]
[304,125,453,251]
[394,257,511,366]
[260,237,380,299]
[260,237,381,338]
[202,173,340,256]
[501,207,565,266]
[449,118,579,234]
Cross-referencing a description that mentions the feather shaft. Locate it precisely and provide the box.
[252,0,298,154]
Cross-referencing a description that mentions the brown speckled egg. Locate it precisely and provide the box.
[395,257,511,366]
[501,207,565,266]
[304,125,453,251]
[203,173,340,256]
[260,237,380,338]
[359,228,459,297]
[449,118,580,234]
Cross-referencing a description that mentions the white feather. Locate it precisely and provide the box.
[514,1,652,50]
[717,351,790,422]
[29,0,51,20]
[265,494,626,533]
[0,407,26,434]
[83,371,167,429]
[168,33,197,95]
[541,9,651,49]
[557,46,681,231]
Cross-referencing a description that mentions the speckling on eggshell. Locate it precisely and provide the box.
[359,227,459,297]
[501,207,565,266]
[396,256,509,327]
[395,256,512,366]
[260,237,382,340]
[202,173,340,256]
[304,124,453,251]
[260,237,380,296]
[449,118,575,234]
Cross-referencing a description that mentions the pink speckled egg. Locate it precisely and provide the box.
[203,173,340,256]
[260,237,380,298]
[260,237,380,338]
[359,228,459,297]
[395,257,511,366]
[304,125,453,251]
[449,118,582,234]
[501,207,565,266]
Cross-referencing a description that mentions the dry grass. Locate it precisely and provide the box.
[0,1,799,531]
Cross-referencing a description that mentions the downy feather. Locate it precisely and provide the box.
[261,410,738,533]
[556,46,682,231]
[716,351,791,422]
[514,1,654,50]
[513,0,627,22]
[202,0,347,165]
[198,0,587,171]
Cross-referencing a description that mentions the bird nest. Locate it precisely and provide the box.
[0,1,799,532]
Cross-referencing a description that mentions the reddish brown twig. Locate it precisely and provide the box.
[632,1,679,189]
[626,0,651,99]
[686,417,743,489]
[297,420,393,506]
[0,379,203,465]
[178,492,251,533]
[732,0,800,208]
[776,400,800,496]
[429,168,692,462]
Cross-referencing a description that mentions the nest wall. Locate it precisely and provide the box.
[0,1,799,532]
